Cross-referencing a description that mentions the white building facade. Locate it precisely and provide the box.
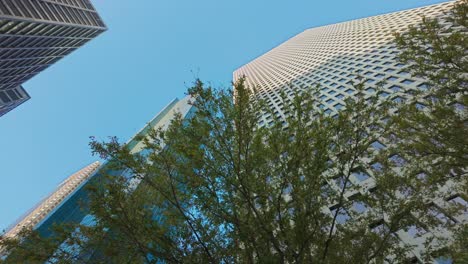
[234,1,466,263]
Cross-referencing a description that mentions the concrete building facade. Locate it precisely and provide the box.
[234,1,466,263]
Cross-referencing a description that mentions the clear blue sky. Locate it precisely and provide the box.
[0,0,449,231]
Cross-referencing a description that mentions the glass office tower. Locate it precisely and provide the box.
[0,0,106,117]
[2,96,195,261]
[234,1,466,262]
[3,161,101,239]
[12,96,195,239]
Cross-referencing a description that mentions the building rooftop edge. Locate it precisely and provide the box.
[232,0,454,74]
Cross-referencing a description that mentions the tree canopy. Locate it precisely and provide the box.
[1,1,466,263]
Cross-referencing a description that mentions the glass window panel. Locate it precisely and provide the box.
[352,171,370,182]
[371,141,386,150]
[330,208,350,224]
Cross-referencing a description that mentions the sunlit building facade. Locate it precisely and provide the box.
[234,1,466,263]
[0,0,106,116]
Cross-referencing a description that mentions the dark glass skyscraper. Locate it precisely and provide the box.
[0,0,106,117]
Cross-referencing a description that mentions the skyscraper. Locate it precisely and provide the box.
[234,2,454,124]
[0,0,106,117]
[37,96,195,239]
[234,1,466,262]
[2,96,195,262]
[2,96,195,261]
[3,161,101,239]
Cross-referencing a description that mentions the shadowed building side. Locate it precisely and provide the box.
[0,0,106,117]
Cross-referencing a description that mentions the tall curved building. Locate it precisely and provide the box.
[235,1,454,124]
[234,1,466,262]
[3,161,101,238]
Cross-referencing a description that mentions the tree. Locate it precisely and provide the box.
[1,1,466,263]
[392,1,468,261]
[392,0,467,182]
[2,77,464,263]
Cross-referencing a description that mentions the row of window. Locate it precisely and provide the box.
[0,72,35,89]
[328,193,466,234]
[0,87,25,103]
[0,0,104,27]
[0,45,74,60]
[253,58,427,121]
[0,64,47,81]
[235,2,452,93]
[0,19,102,38]
[45,0,94,10]
[0,54,59,69]
[0,34,89,48]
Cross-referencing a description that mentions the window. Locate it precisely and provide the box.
[389,85,401,92]
[401,79,414,85]
[351,199,367,214]
[335,177,352,189]
[447,195,468,212]
[398,71,410,75]
[371,141,386,150]
[330,207,350,224]
[416,172,427,182]
[452,103,464,112]
[352,171,370,182]
[379,91,389,98]
[366,88,376,93]
[389,154,406,166]
[369,220,389,234]
[374,73,385,79]
[407,224,427,238]
[429,206,454,224]
[417,83,429,90]
[321,183,333,198]
[371,162,383,172]
[392,96,404,103]
[434,257,453,264]
[334,103,344,110]
[0,91,10,103]
[6,90,19,101]
[415,103,426,110]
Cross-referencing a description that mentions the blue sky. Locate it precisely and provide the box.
[0,0,449,231]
